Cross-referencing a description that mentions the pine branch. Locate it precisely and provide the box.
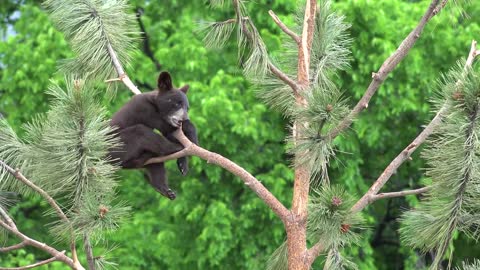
[43,0,141,95]
[0,160,81,268]
[83,233,96,270]
[370,186,431,202]
[165,127,291,223]
[231,0,300,94]
[0,241,25,252]
[307,40,480,263]
[0,255,62,270]
[0,161,69,230]
[0,217,82,269]
[0,206,16,230]
[106,43,141,95]
[268,10,300,44]
[327,0,447,140]
[351,107,445,213]
[352,40,480,213]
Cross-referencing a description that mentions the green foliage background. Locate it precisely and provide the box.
[0,0,479,269]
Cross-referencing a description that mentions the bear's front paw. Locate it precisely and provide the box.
[164,189,177,200]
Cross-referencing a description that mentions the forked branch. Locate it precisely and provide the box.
[0,160,83,270]
[106,43,141,95]
[351,40,480,213]
[0,217,79,269]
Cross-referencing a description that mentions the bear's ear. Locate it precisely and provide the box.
[158,72,173,92]
[179,84,189,94]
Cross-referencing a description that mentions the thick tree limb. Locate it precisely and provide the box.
[306,242,325,265]
[164,128,290,223]
[268,10,300,44]
[287,1,317,269]
[327,0,445,139]
[0,254,62,270]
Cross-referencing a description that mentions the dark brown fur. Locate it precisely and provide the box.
[109,72,198,200]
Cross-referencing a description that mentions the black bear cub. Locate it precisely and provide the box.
[109,72,198,200]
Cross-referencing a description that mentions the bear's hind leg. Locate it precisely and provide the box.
[145,163,176,200]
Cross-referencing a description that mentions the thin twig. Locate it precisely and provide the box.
[327,0,446,140]
[0,160,81,268]
[268,10,300,44]
[0,206,17,230]
[0,242,25,252]
[171,128,290,223]
[268,62,301,94]
[0,162,68,224]
[370,186,431,202]
[0,219,81,269]
[83,234,96,270]
[231,0,300,94]
[0,254,63,270]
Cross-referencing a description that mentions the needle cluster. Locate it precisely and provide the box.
[43,0,138,87]
[400,63,480,269]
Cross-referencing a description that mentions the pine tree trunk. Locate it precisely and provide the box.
[287,1,317,269]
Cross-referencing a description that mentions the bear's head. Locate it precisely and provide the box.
[154,71,191,129]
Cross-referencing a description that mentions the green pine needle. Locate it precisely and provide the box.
[308,185,364,249]
[240,19,269,78]
[0,120,29,195]
[323,248,358,270]
[43,0,139,85]
[19,78,120,208]
[251,75,296,117]
[199,20,236,49]
[266,241,288,270]
[209,0,229,8]
[310,0,351,89]
[457,260,480,270]
[288,86,350,184]
[400,63,480,269]
[51,197,130,242]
